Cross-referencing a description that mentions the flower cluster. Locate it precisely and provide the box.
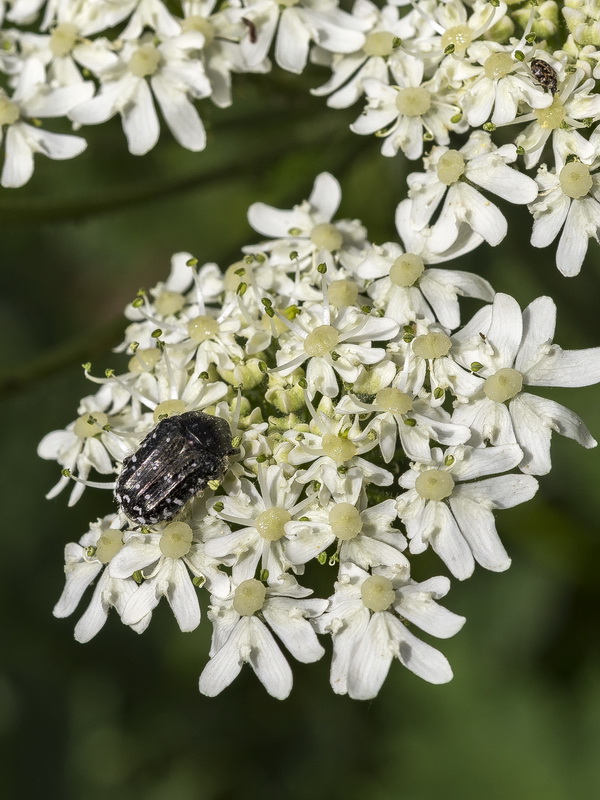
[40,173,600,699]
[4,1,600,275]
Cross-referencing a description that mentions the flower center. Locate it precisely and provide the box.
[0,97,19,126]
[128,347,161,374]
[436,150,466,185]
[363,31,396,57]
[535,98,566,130]
[74,412,109,438]
[412,332,452,359]
[440,24,474,54]
[483,52,515,80]
[329,502,363,540]
[50,23,78,57]
[188,315,220,342]
[395,87,431,117]
[303,325,340,357]
[328,279,358,307]
[389,253,424,286]
[361,575,395,612]
[160,522,194,558]
[310,223,343,252]
[95,529,123,563]
[255,507,291,541]
[483,367,523,402]
[322,433,357,463]
[129,44,161,77]
[375,387,413,415]
[153,399,187,422]
[155,290,186,316]
[233,579,266,616]
[415,469,455,501]
[559,162,592,199]
[181,15,214,44]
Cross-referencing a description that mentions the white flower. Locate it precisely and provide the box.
[514,68,600,168]
[204,465,314,582]
[396,444,539,580]
[285,497,407,569]
[406,131,539,251]
[462,42,554,127]
[37,386,128,505]
[70,31,211,155]
[53,515,150,642]
[246,171,368,272]
[199,574,327,699]
[310,0,405,109]
[0,58,91,187]
[239,0,368,74]
[350,53,462,160]
[451,293,600,474]
[109,518,228,631]
[316,562,465,698]
[354,198,494,328]
[529,147,600,276]
[284,407,393,503]
[337,387,471,463]
[273,298,399,398]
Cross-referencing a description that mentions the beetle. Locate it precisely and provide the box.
[115,411,239,525]
[530,58,558,95]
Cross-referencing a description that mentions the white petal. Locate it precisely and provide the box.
[199,619,245,696]
[276,8,311,73]
[262,601,325,663]
[455,474,539,509]
[515,295,556,374]
[1,124,33,188]
[151,75,206,151]
[122,79,160,155]
[308,172,341,222]
[448,495,511,572]
[347,612,394,699]
[247,617,294,699]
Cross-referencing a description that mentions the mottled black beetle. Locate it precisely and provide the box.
[530,58,558,95]
[115,411,239,525]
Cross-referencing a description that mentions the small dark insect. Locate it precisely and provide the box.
[530,58,558,95]
[115,411,239,526]
[242,17,258,44]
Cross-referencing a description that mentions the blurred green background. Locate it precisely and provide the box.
[1,74,600,800]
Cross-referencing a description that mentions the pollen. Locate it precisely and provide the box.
[303,325,340,357]
[255,507,292,541]
[329,503,363,540]
[415,469,455,501]
[188,315,220,342]
[74,412,109,438]
[160,521,194,559]
[412,332,452,359]
[389,253,425,287]
[95,528,123,563]
[484,368,523,402]
[375,387,413,415]
[129,44,161,77]
[233,579,266,616]
[361,575,395,612]
[363,31,396,58]
[322,433,357,463]
[436,150,466,185]
[395,87,431,117]
[310,223,343,252]
[559,162,593,199]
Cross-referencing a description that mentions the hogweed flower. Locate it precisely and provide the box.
[41,174,600,699]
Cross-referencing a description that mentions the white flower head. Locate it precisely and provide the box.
[199,574,327,699]
[316,562,465,698]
